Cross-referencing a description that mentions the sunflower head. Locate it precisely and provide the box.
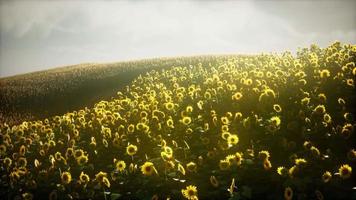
[186,162,197,173]
[339,164,352,179]
[79,172,90,184]
[141,162,156,176]
[126,144,138,156]
[284,187,293,200]
[116,160,126,172]
[219,159,230,171]
[227,134,239,145]
[61,171,72,184]
[322,171,332,183]
[181,185,198,200]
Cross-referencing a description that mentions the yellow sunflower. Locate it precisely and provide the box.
[141,162,157,176]
[116,160,126,172]
[339,164,352,179]
[61,171,72,184]
[126,144,138,156]
[181,185,198,200]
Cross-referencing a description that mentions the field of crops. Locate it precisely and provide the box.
[0,55,246,127]
[0,42,355,199]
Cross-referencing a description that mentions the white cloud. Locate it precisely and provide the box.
[0,0,355,77]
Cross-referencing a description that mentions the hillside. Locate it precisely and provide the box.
[0,55,245,126]
[0,42,355,199]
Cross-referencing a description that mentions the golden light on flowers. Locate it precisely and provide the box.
[284,187,293,200]
[181,185,198,200]
[338,164,352,179]
[227,134,239,145]
[126,144,138,156]
[0,42,355,199]
[116,160,126,172]
[61,171,72,184]
[141,162,157,176]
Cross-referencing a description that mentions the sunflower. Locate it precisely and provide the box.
[270,116,281,127]
[165,102,175,111]
[65,148,74,158]
[273,104,282,113]
[235,152,243,165]
[126,144,138,156]
[320,69,330,78]
[232,92,243,101]
[19,145,26,156]
[79,172,90,184]
[95,171,107,182]
[339,164,352,179]
[277,166,288,176]
[313,105,326,115]
[284,187,293,200]
[210,176,219,187]
[258,150,270,161]
[178,163,186,175]
[61,171,72,184]
[226,155,236,165]
[186,162,197,173]
[127,124,135,133]
[310,146,320,157]
[76,155,89,166]
[181,185,198,200]
[182,116,192,125]
[322,171,332,183]
[167,118,175,128]
[3,157,12,168]
[141,162,157,176]
[221,131,231,140]
[48,190,58,200]
[227,134,239,145]
[186,106,193,113]
[102,177,110,188]
[18,157,27,167]
[289,165,298,178]
[116,160,126,172]
[295,158,307,167]
[74,149,84,159]
[263,159,272,170]
[219,160,230,171]
[347,149,356,161]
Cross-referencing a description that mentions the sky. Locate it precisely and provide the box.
[0,0,355,77]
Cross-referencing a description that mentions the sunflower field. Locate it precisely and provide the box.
[0,42,355,200]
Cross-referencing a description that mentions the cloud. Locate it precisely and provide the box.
[0,0,355,77]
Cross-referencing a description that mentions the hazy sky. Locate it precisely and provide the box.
[0,0,355,77]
